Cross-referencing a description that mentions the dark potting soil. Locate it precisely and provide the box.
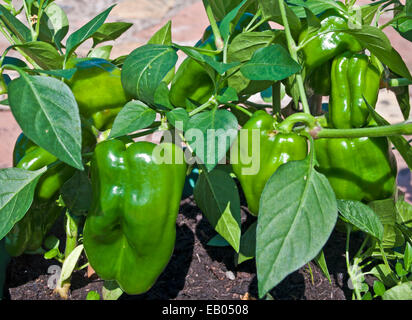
[3,193,365,301]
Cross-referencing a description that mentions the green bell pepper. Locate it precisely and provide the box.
[83,139,187,294]
[231,110,308,215]
[169,39,216,110]
[298,10,363,77]
[329,52,382,129]
[66,58,129,130]
[6,129,96,257]
[314,136,398,202]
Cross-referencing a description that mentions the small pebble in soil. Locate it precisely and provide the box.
[226,271,236,280]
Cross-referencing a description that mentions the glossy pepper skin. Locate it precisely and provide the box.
[298,10,363,77]
[6,130,96,257]
[5,135,73,256]
[315,137,397,202]
[83,140,187,294]
[169,39,216,110]
[231,111,308,215]
[329,52,382,129]
[66,58,129,130]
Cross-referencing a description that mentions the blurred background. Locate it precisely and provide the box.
[0,0,410,201]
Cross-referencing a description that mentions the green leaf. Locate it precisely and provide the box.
[102,280,123,300]
[391,84,410,120]
[346,26,412,80]
[404,242,412,272]
[194,168,242,253]
[147,20,172,45]
[258,0,302,38]
[219,0,248,42]
[186,109,238,172]
[8,75,83,170]
[59,244,83,283]
[166,108,189,131]
[216,87,238,104]
[88,45,113,60]
[109,100,156,139]
[154,81,173,110]
[61,170,92,215]
[370,264,398,287]
[175,44,238,76]
[92,22,133,47]
[382,282,412,300]
[0,167,46,240]
[368,199,405,249]
[0,4,32,42]
[256,157,338,298]
[366,101,412,170]
[36,2,69,49]
[15,41,63,70]
[373,280,386,297]
[121,44,178,105]
[227,30,283,95]
[86,291,100,300]
[207,234,231,247]
[337,200,384,241]
[65,5,115,59]
[240,44,302,81]
[207,0,258,21]
[237,221,257,265]
[314,250,331,284]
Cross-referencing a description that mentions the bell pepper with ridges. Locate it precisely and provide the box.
[83,139,187,294]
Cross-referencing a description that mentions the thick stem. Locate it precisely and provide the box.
[272,82,282,119]
[202,0,224,50]
[277,0,310,114]
[312,121,412,139]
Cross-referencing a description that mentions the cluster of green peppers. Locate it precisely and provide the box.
[6,128,96,257]
[232,8,398,218]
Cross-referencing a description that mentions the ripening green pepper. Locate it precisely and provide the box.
[83,139,187,294]
[231,111,308,215]
[169,39,216,110]
[314,136,398,202]
[5,135,74,256]
[298,10,363,77]
[306,60,332,96]
[66,58,129,130]
[329,52,383,129]
[6,129,96,257]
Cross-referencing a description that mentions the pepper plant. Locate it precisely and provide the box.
[0,0,411,300]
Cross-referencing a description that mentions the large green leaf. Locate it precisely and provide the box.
[15,41,63,70]
[337,200,384,240]
[383,282,412,300]
[121,44,178,106]
[65,5,115,58]
[0,167,46,240]
[8,75,83,170]
[92,22,133,47]
[0,4,32,42]
[109,100,157,139]
[194,168,241,252]
[186,109,238,172]
[240,44,302,81]
[256,156,338,298]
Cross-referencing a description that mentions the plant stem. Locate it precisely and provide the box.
[272,82,282,119]
[188,97,217,117]
[386,78,412,87]
[202,0,224,50]
[312,121,412,139]
[227,103,253,117]
[277,0,310,114]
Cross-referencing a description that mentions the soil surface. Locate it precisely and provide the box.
[3,188,367,301]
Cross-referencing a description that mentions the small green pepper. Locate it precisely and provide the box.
[231,111,308,215]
